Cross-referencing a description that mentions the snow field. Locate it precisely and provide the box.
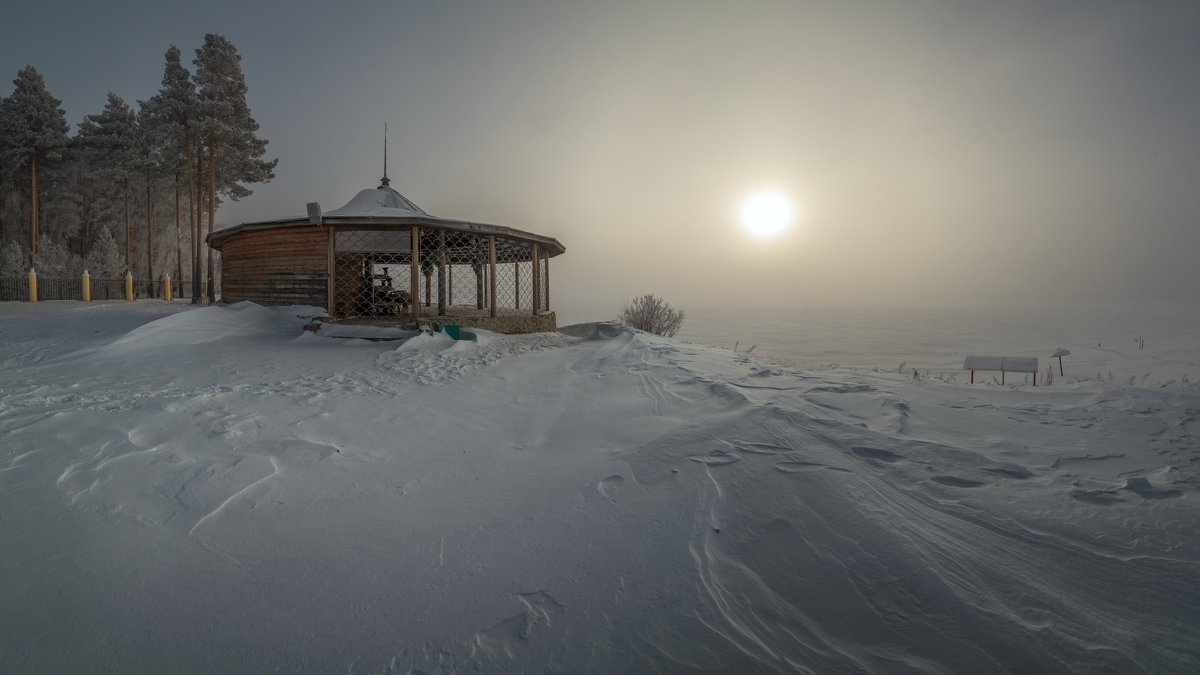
[1,301,1198,673]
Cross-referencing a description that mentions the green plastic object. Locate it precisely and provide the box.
[441,324,461,340]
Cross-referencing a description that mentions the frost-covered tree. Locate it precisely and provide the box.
[142,46,197,286]
[0,66,70,256]
[194,34,276,303]
[618,294,686,337]
[32,237,70,277]
[75,93,138,273]
[84,226,123,279]
[0,238,27,276]
[0,92,7,243]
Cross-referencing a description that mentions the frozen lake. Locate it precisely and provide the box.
[562,300,1200,387]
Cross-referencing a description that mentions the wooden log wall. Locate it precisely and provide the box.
[218,226,330,307]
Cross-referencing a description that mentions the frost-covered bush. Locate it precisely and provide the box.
[32,239,70,277]
[0,240,28,276]
[84,227,124,279]
[618,294,685,337]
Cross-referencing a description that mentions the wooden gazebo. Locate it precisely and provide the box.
[207,180,565,333]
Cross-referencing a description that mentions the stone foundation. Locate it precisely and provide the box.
[330,311,557,335]
[436,312,557,335]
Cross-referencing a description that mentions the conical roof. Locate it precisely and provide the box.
[323,184,429,218]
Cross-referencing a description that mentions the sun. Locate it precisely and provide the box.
[740,193,792,237]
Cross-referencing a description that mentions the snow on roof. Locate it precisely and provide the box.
[323,184,429,218]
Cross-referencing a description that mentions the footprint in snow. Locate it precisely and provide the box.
[596,474,624,498]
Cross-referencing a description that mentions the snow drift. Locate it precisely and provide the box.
[1,302,1197,673]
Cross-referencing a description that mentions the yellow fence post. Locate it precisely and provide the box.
[82,270,91,302]
[124,271,134,301]
[163,274,172,301]
[28,268,37,302]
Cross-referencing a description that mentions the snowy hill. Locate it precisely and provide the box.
[1,302,1197,673]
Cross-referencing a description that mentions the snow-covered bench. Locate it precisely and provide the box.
[963,355,1039,386]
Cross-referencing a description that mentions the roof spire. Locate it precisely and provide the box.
[381,124,390,187]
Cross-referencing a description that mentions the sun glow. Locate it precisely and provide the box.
[741,193,792,237]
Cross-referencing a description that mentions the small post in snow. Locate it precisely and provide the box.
[82,270,91,302]
[1051,348,1071,377]
[163,274,172,302]
[28,268,37,303]
[124,271,134,302]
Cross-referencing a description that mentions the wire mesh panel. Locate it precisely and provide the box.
[415,228,492,316]
[330,225,554,321]
[491,240,534,315]
[333,228,415,318]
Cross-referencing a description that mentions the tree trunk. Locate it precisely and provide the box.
[123,184,131,275]
[174,177,182,285]
[0,173,6,244]
[191,140,202,303]
[207,136,216,304]
[146,171,154,294]
[29,153,38,257]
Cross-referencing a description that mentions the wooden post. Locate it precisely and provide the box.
[82,270,91,302]
[326,227,336,317]
[1001,370,1006,386]
[125,271,134,301]
[163,274,172,302]
[488,235,497,319]
[531,243,540,316]
[27,268,37,303]
[30,155,38,255]
[970,370,974,384]
[544,255,550,311]
[514,260,520,310]
[410,227,421,321]
[436,230,446,316]
[448,261,454,306]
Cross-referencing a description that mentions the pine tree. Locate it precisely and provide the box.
[32,237,69,277]
[75,93,138,275]
[193,34,276,303]
[0,66,70,256]
[0,239,26,276]
[0,92,7,244]
[142,46,196,294]
[84,225,123,279]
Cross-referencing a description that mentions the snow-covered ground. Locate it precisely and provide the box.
[1,300,1198,673]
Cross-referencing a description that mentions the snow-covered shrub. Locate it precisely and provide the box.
[0,240,28,276]
[32,239,69,277]
[618,294,685,337]
[85,227,124,279]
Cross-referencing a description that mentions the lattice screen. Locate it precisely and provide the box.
[333,229,414,318]
[332,226,551,320]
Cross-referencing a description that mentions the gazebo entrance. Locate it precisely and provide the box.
[331,224,551,328]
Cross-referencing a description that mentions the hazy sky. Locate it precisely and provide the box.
[3,0,1199,312]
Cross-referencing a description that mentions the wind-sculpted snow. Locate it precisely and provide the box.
[1,303,1198,673]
